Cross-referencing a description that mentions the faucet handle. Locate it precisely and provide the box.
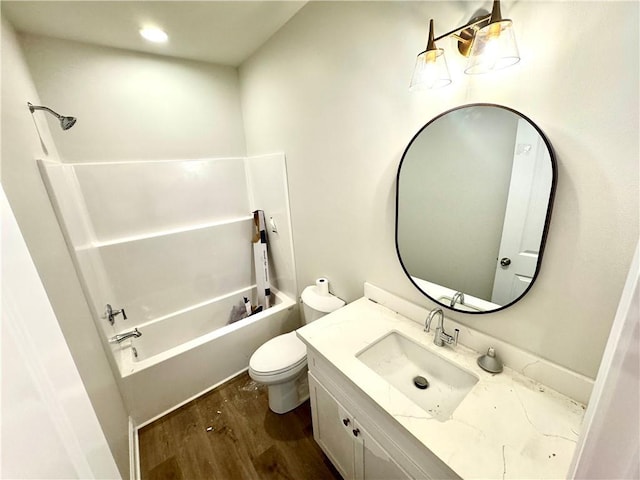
[440,328,460,347]
[104,304,127,324]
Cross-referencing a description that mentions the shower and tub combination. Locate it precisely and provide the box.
[39,153,298,423]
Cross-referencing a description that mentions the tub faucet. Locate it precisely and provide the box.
[111,328,142,343]
[424,308,459,347]
[450,291,465,308]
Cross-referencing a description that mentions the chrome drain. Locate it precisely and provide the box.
[413,375,429,390]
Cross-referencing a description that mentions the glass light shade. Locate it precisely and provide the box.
[410,49,452,90]
[464,20,520,75]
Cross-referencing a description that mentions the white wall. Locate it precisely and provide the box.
[569,243,639,479]
[1,187,121,479]
[40,158,253,328]
[245,153,298,299]
[18,34,246,162]
[239,1,639,379]
[0,18,130,477]
[39,154,297,338]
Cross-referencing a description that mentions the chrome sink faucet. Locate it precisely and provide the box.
[450,291,465,308]
[425,308,459,347]
[111,328,142,343]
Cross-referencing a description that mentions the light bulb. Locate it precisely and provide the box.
[464,20,520,75]
[139,28,168,43]
[410,49,452,90]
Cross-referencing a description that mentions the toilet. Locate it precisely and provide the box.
[249,279,345,414]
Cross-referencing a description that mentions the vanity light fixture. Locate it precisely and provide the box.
[139,27,168,43]
[410,0,520,90]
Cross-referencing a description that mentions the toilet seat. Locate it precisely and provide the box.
[249,332,307,381]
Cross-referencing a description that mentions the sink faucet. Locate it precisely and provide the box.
[111,328,142,343]
[450,291,465,308]
[424,308,459,347]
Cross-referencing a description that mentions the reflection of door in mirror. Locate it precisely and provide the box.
[491,119,553,304]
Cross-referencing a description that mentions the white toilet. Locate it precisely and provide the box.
[249,279,345,414]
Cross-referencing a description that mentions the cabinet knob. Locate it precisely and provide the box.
[352,428,360,437]
[342,418,350,426]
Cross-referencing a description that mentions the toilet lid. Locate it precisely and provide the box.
[250,331,307,375]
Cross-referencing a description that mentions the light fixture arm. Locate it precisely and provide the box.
[432,13,491,44]
[421,0,509,57]
[417,11,491,58]
[432,0,505,44]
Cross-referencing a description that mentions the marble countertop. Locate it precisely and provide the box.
[297,297,586,480]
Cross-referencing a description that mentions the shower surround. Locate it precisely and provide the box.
[39,153,298,423]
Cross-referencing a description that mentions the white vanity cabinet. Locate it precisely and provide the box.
[307,348,459,480]
[298,293,587,480]
[309,372,411,480]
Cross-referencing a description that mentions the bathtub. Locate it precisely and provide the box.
[117,287,298,424]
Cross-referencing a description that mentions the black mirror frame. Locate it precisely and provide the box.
[395,103,558,314]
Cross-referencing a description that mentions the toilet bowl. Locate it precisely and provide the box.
[249,279,345,414]
[249,331,309,414]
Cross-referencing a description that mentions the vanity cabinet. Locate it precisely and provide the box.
[307,348,458,480]
[309,372,411,480]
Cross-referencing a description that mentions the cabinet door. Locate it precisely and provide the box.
[309,373,357,479]
[353,420,413,480]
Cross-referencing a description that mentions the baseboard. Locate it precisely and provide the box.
[128,416,139,480]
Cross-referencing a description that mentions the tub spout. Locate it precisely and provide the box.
[111,328,142,343]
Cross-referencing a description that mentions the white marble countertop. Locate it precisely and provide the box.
[297,297,586,480]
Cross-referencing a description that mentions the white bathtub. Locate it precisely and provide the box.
[117,288,298,424]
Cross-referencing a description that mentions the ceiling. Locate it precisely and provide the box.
[1,1,307,66]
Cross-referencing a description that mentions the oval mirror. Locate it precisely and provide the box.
[396,104,557,314]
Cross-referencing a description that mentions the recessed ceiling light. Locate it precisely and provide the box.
[139,27,168,43]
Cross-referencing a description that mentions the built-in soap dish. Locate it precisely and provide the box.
[477,347,503,374]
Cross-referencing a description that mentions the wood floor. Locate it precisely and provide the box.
[138,372,342,480]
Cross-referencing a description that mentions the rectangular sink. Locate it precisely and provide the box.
[356,331,478,422]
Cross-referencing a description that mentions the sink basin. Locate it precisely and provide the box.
[356,331,478,421]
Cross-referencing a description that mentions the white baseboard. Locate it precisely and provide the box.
[128,417,139,480]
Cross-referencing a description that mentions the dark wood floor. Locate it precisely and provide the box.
[138,372,342,480]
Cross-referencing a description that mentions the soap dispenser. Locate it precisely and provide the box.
[477,347,503,373]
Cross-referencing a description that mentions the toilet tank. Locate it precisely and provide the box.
[300,283,345,325]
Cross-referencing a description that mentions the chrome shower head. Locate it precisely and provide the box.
[60,116,77,130]
[27,102,77,130]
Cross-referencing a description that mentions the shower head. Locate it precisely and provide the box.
[60,116,77,130]
[27,102,77,130]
